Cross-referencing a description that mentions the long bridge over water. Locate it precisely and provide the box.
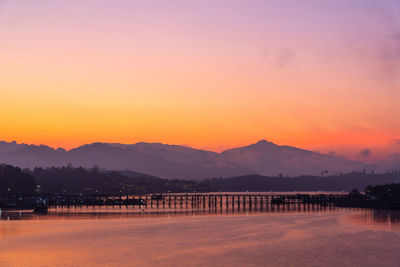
[0,192,358,210]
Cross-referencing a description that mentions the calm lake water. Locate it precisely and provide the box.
[1,205,400,266]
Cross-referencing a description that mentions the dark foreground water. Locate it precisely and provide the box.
[1,206,400,266]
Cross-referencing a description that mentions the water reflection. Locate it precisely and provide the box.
[348,209,400,230]
[3,203,400,232]
[1,203,339,221]
[1,206,400,266]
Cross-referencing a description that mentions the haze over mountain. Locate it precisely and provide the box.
[0,140,398,180]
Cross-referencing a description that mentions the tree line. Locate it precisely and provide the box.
[1,163,400,194]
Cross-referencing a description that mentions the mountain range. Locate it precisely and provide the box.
[0,140,398,180]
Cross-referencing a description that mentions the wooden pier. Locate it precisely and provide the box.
[0,192,357,211]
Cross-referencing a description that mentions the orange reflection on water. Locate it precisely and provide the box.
[346,209,400,231]
[1,208,400,266]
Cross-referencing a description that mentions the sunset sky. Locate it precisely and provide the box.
[0,0,399,160]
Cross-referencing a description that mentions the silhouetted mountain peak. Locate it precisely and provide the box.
[231,139,277,152]
[0,139,380,179]
[0,140,24,153]
[254,139,276,147]
[21,144,54,152]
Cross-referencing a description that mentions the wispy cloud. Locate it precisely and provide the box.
[261,46,297,71]
[347,2,400,82]
[389,153,400,160]
[377,32,400,79]
[359,148,372,158]
[367,2,400,80]
[275,47,296,69]
[391,139,400,146]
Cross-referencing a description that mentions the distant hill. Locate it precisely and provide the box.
[203,172,400,192]
[0,164,36,194]
[0,141,251,179]
[29,166,198,194]
[3,164,400,194]
[0,140,398,180]
[219,140,363,177]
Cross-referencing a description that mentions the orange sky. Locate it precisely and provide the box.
[0,0,399,160]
